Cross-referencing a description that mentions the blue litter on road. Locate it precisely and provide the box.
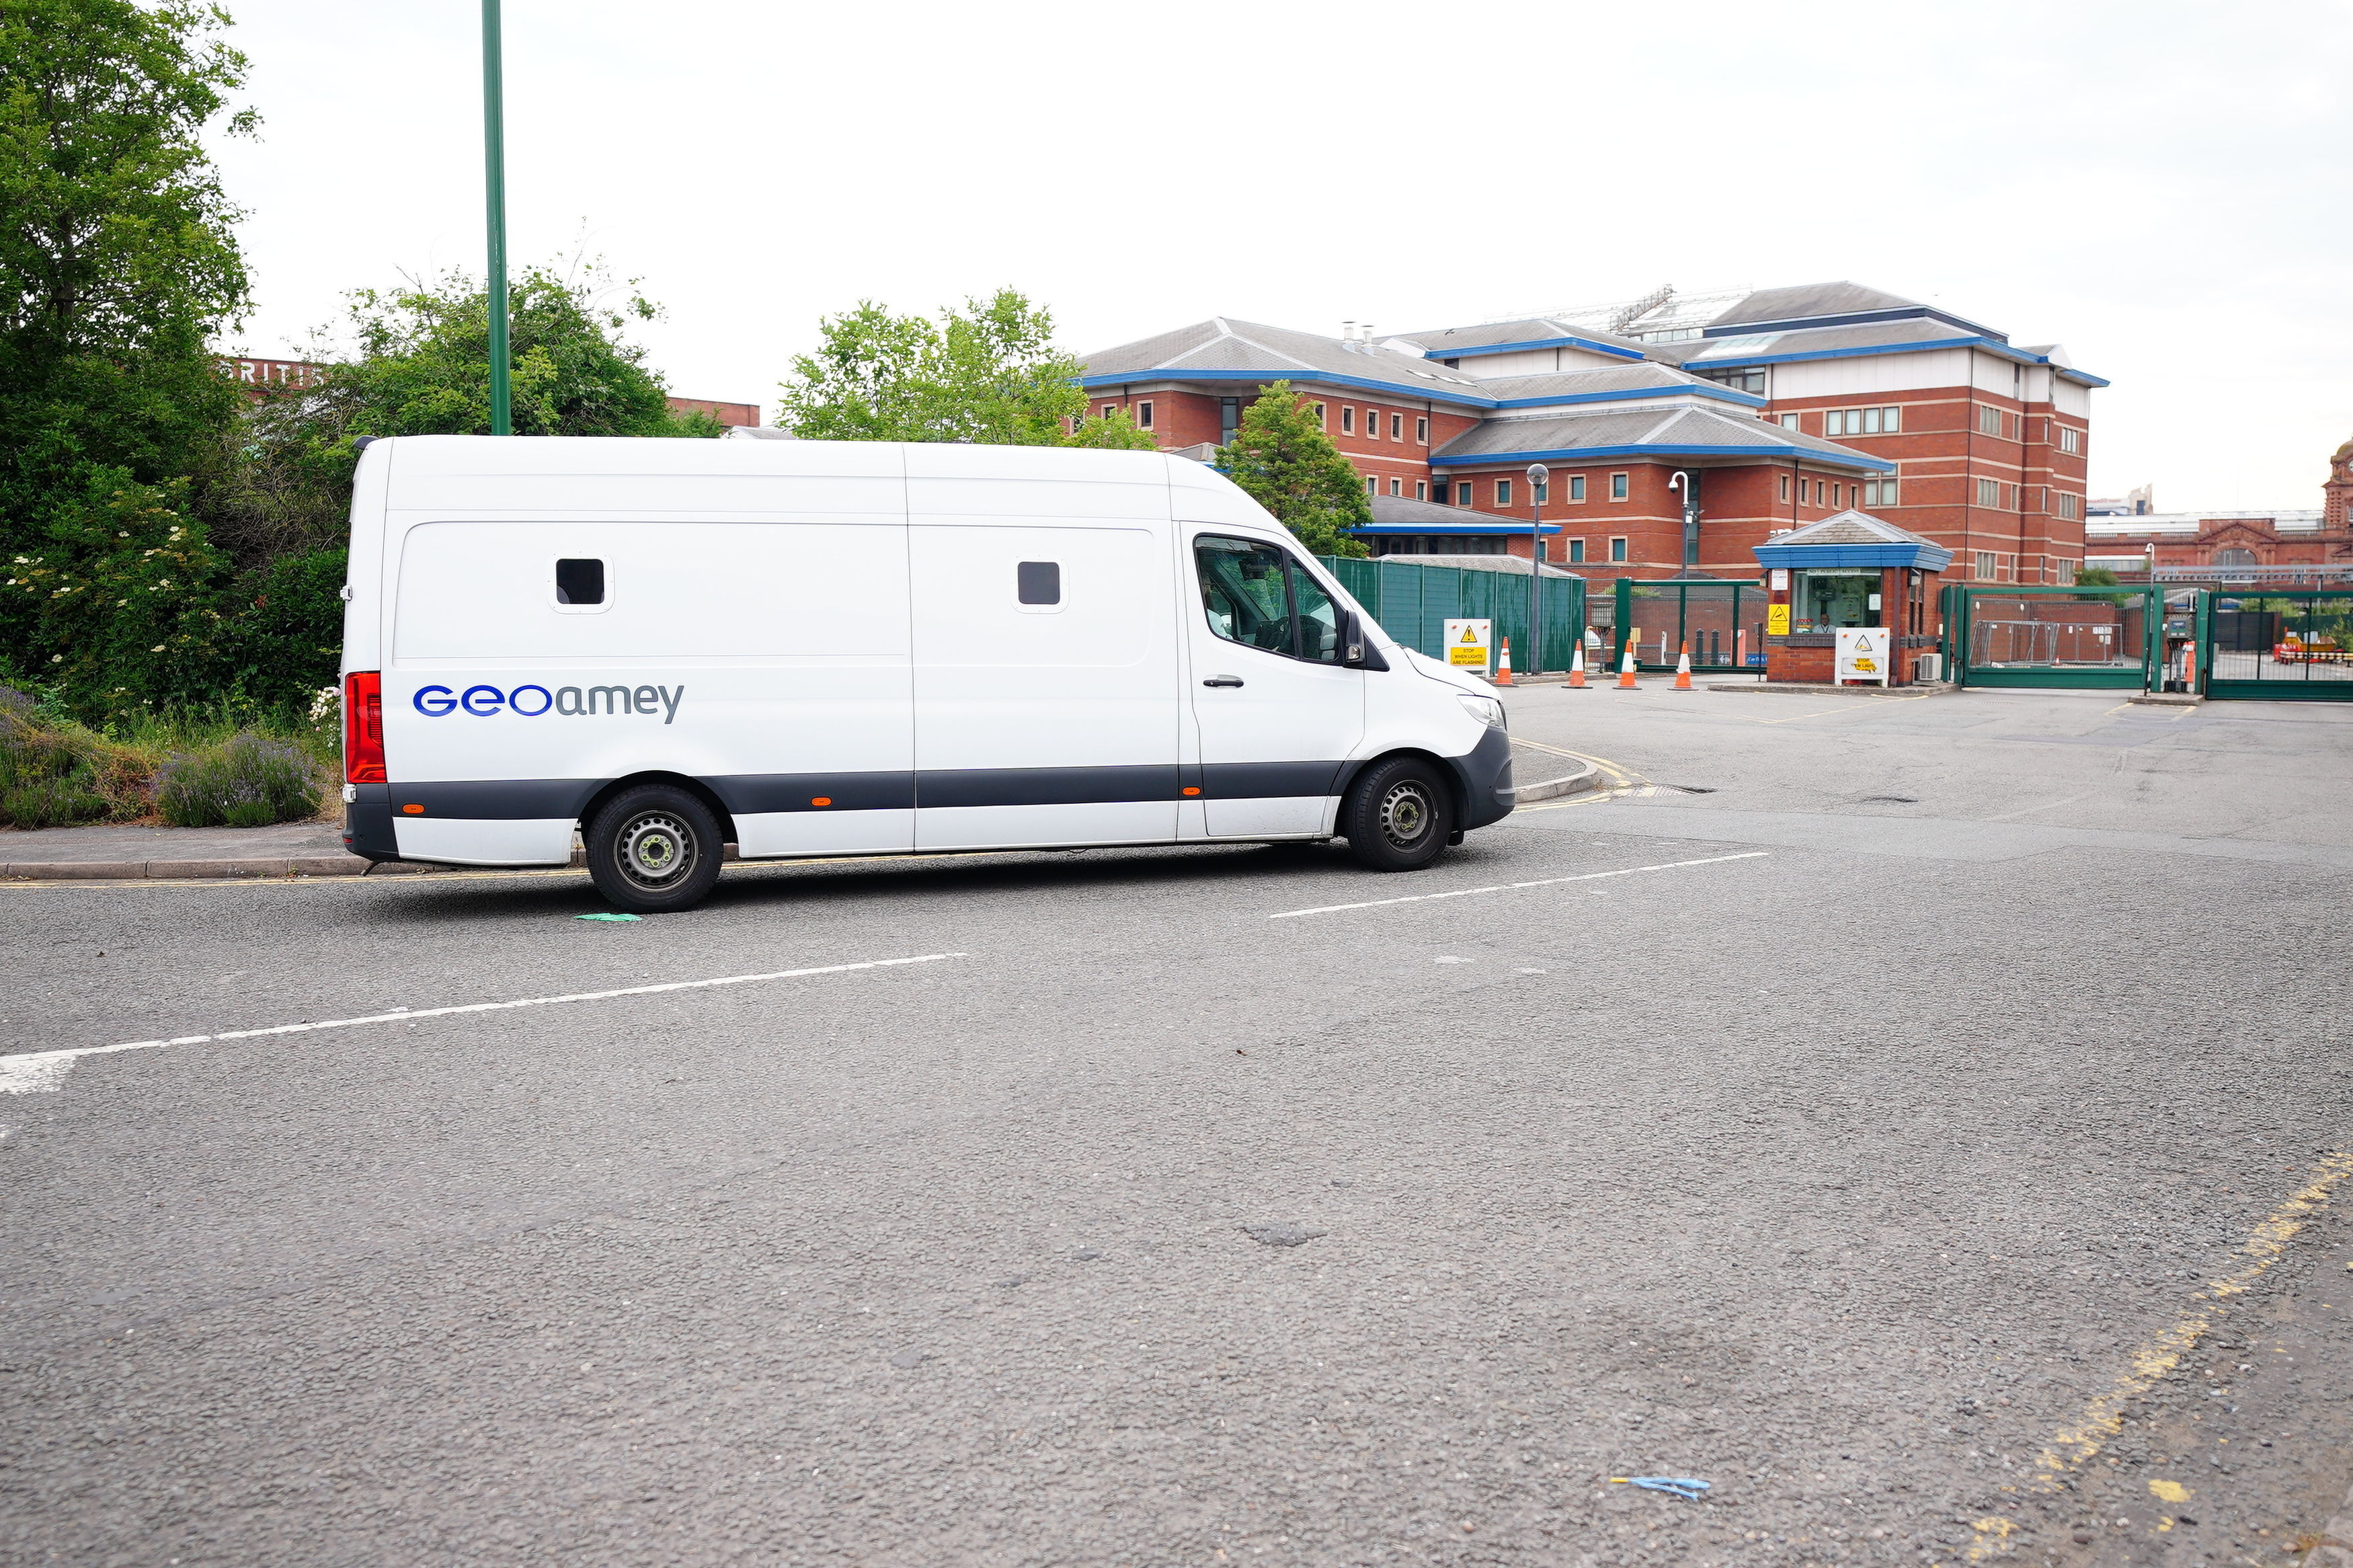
[1612,1477,1710,1501]
[575,913,641,922]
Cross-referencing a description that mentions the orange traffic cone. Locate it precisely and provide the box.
[1568,643,1587,688]
[1494,636,1513,686]
[1673,638,1694,690]
[1616,645,1638,689]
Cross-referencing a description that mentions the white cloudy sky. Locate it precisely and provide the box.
[209,0,2352,511]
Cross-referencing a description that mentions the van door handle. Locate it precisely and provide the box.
[1201,675,1244,688]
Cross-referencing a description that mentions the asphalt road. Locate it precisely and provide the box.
[4,686,2351,1567]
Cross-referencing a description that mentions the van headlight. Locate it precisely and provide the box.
[1455,692,1506,730]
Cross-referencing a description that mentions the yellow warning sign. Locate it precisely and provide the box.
[1443,618,1492,671]
[1766,604,1791,636]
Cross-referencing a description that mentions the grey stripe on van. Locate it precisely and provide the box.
[385,763,1355,821]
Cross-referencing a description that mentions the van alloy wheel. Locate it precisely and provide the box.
[585,784,725,913]
[1341,757,1453,872]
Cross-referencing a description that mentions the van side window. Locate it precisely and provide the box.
[1194,536,1343,663]
[555,559,605,605]
[1016,561,1060,605]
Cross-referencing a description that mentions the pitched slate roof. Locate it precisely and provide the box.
[1079,318,1494,404]
[1770,509,1942,548]
[1429,405,1896,472]
[1463,362,1760,407]
[1388,317,1652,360]
[1675,317,1986,364]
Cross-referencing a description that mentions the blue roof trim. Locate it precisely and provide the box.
[1430,442,1897,474]
[1423,334,1646,364]
[1076,367,1498,407]
[1702,305,2003,341]
[1751,540,1956,571]
[1688,335,2111,388]
[1354,522,1561,536]
[1490,382,1766,411]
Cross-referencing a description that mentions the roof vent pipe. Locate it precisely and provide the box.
[1341,321,1357,348]
[1361,324,1375,351]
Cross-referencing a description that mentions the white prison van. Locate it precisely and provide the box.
[337,436,1515,912]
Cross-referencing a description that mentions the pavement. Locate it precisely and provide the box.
[3,686,2351,1567]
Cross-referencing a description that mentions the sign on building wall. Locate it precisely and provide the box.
[1767,604,1792,636]
[1444,618,1493,673]
[1835,627,1891,686]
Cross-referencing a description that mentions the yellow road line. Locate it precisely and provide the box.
[2032,1149,2353,1487]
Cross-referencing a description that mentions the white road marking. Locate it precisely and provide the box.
[0,952,967,1096]
[1267,852,1769,919]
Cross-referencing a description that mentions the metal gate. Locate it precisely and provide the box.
[1318,555,1587,672]
[2197,589,2353,701]
[1594,578,1771,672]
[1944,584,2156,690]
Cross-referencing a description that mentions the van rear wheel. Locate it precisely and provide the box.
[1340,757,1452,872]
[586,784,724,913]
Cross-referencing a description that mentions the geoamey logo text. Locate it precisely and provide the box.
[412,684,685,724]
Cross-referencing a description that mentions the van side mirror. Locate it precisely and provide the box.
[1339,610,1387,671]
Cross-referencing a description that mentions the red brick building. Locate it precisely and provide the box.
[1078,282,2106,585]
[2079,436,2353,585]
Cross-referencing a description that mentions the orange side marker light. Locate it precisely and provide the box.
[1182,786,1201,796]
[401,803,424,815]
[811,796,832,807]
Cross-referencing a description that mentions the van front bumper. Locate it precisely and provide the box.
[1444,726,1515,831]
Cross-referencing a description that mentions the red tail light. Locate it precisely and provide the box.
[344,671,385,783]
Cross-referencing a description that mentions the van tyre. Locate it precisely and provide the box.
[585,784,723,913]
[1341,757,1451,872]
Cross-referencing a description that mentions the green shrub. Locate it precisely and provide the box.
[151,731,319,827]
[0,686,146,827]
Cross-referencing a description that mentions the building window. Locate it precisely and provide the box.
[1864,477,1899,508]
[1696,366,1767,393]
[1342,407,1355,435]
[1780,413,1800,431]
[1609,537,1628,563]
[1390,413,1403,440]
[1101,403,1118,418]
[1812,479,1824,505]
[1568,474,1586,502]
[1455,482,1472,506]
[1825,407,1901,436]
[1609,472,1629,501]
[1389,478,1402,497]
[2057,425,2083,455]
[1416,416,1429,444]
[1533,479,1548,505]
[2057,491,2081,520]
[2057,559,2077,585]
[1365,476,1377,495]
[1314,403,1326,427]
[1219,397,1241,445]
[1414,481,1427,501]
[1779,474,1790,502]
[1975,477,1999,508]
[1975,550,1997,579]
[1832,483,1843,508]
[1495,478,1513,507]
[1568,538,1585,564]
[1978,404,2003,437]
[1135,401,1152,430]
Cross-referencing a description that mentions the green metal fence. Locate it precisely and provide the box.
[2196,589,2353,701]
[1318,556,1587,672]
[1943,583,2157,690]
[1593,578,1771,672]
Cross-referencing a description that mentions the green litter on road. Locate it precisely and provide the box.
[575,912,641,922]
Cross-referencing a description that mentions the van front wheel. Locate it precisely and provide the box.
[586,784,724,913]
[1340,757,1451,872]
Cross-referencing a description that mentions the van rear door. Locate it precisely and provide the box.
[1185,534,1367,837]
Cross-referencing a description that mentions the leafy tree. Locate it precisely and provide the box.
[778,288,1153,450]
[2075,566,2119,587]
[207,261,721,561]
[0,0,255,546]
[1215,382,1371,557]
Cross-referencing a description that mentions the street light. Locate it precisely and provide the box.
[481,0,512,436]
[1524,463,1549,677]
[1668,470,1700,571]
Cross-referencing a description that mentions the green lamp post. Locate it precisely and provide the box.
[481,0,511,436]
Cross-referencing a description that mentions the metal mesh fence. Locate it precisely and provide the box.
[1318,557,1586,671]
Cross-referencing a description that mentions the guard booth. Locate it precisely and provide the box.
[1751,511,1952,685]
